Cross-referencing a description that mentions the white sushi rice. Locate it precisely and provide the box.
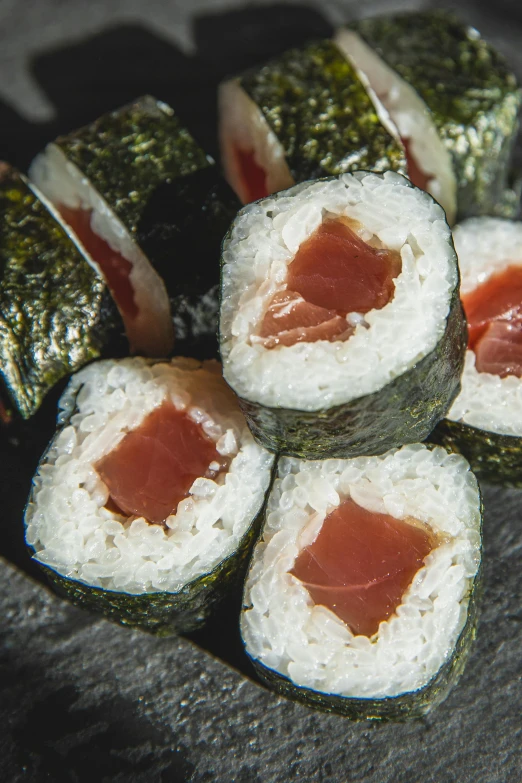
[335,29,457,225]
[219,78,294,204]
[447,218,522,435]
[242,444,481,700]
[25,358,275,595]
[29,144,174,357]
[221,171,457,411]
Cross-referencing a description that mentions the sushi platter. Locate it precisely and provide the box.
[1,0,521,780]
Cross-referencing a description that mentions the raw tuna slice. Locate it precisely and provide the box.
[462,265,522,349]
[255,291,352,348]
[474,320,522,377]
[402,137,431,193]
[59,206,138,319]
[257,219,401,348]
[291,498,433,637]
[234,146,269,203]
[96,401,225,524]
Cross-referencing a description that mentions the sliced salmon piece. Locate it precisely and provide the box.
[95,401,225,524]
[58,205,138,319]
[462,265,522,350]
[286,219,401,314]
[402,137,431,192]
[474,320,522,377]
[255,291,352,348]
[291,498,433,638]
[234,146,269,203]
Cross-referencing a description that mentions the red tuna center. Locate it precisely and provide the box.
[234,146,269,203]
[257,219,401,348]
[462,265,522,377]
[58,205,138,319]
[95,401,226,525]
[401,137,431,193]
[291,498,433,638]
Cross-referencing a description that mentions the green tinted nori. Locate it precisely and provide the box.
[54,95,211,235]
[137,167,240,360]
[0,164,124,420]
[247,570,481,719]
[431,418,522,487]
[234,289,466,459]
[350,10,522,219]
[240,40,406,182]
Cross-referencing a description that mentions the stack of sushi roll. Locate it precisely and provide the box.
[25,357,275,633]
[434,218,522,486]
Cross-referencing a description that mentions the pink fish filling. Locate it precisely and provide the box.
[95,402,227,525]
[258,219,402,348]
[462,265,522,377]
[291,498,433,638]
[234,146,269,203]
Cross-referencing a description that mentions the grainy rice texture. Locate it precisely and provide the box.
[242,444,481,699]
[448,217,522,435]
[220,171,457,412]
[25,358,275,594]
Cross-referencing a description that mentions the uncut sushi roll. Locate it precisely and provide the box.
[335,10,522,223]
[0,163,125,422]
[219,39,406,205]
[433,218,522,486]
[30,95,233,358]
[242,444,482,719]
[220,171,466,459]
[25,357,275,633]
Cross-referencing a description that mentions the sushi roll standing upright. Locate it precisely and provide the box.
[434,218,522,485]
[220,171,466,459]
[25,357,275,633]
[335,10,522,222]
[219,40,406,204]
[0,163,125,421]
[242,444,482,719]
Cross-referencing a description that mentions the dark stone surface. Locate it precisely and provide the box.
[0,0,522,780]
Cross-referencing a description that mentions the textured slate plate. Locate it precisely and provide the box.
[1,0,521,780]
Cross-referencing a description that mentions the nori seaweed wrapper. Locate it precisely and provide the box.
[0,163,124,420]
[53,95,212,236]
[239,39,407,183]
[349,10,522,220]
[431,418,522,488]
[230,288,467,460]
[137,167,240,360]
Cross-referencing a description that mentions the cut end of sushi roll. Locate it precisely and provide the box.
[334,27,457,224]
[338,10,522,221]
[0,163,124,420]
[25,357,275,632]
[435,218,522,484]
[219,40,406,204]
[242,444,482,718]
[29,96,214,358]
[220,171,465,458]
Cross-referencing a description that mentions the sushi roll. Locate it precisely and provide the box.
[335,10,522,224]
[0,163,125,421]
[220,171,466,459]
[219,40,406,204]
[29,96,219,357]
[25,357,275,633]
[433,218,522,486]
[242,444,482,719]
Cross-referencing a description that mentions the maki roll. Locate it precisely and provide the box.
[25,357,275,633]
[219,40,406,204]
[29,96,220,357]
[242,444,482,719]
[434,218,522,485]
[220,171,466,459]
[335,10,522,223]
[0,163,124,421]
